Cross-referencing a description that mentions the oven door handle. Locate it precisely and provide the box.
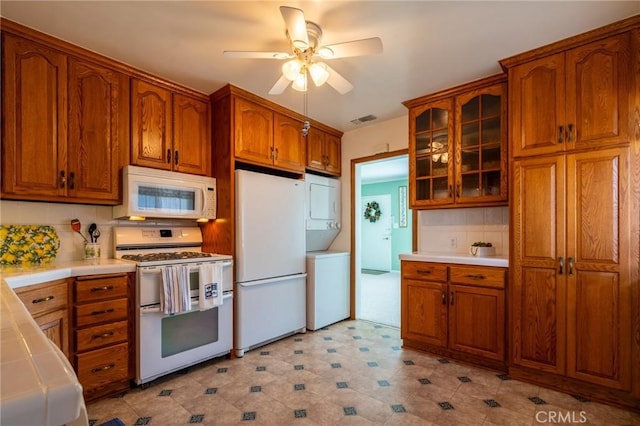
[140,293,233,315]
[139,261,232,274]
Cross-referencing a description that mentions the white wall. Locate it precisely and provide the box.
[0,201,117,262]
[0,200,197,262]
[330,115,408,253]
[418,207,509,256]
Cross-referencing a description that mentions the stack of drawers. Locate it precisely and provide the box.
[73,274,131,401]
[15,278,70,357]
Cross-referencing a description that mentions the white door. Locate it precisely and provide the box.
[361,194,392,271]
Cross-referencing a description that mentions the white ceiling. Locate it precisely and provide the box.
[361,155,408,184]
[1,2,638,133]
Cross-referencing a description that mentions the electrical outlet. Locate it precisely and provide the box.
[449,238,457,248]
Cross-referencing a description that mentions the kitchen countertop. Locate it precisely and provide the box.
[399,252,509,268]
[0,259,136,426]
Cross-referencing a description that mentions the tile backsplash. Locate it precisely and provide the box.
[0,200,198,262]
[418,206,509,256]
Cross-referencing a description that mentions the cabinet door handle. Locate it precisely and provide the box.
[274,147,279,160]
[69,171,75,190]
[450,291,454,305]
[416,269,432,275]
[174,150,179,165]
[456,184,461,198]
[167,149,172,164]
[568,257,574,275]
[270,146,275,159]
[91,308,115,316]
[558,257,564,275]
[567,124,574,143]
[441,291,446,305]
[448,184,453,198]
[59,171,66,188]
[465,274,486,280]
[558,126,564,143]
[32,295,54,304]
[91,331,115,340]
[90,285,114,292]
[91,363,115,374]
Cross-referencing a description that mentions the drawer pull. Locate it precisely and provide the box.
[416,269,432,275]
[91,332,115,340]
[32,295,55,304]
[91,363,115,374]
[465,274,486,280]
[90,285,115,292]
[91,308,115,316]
[441,291,446,305]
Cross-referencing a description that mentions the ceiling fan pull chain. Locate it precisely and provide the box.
[301,91,311,137]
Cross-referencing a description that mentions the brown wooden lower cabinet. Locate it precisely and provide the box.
[15,279,70,360]
[73,273,134,401]
[401,260,507,371]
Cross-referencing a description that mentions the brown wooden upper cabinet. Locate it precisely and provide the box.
[233,97,305,173]
[404,75,507,209]
[508,33,631,158]
[306,127,341,176]
[131,79,210,176]
[2,33,129,204]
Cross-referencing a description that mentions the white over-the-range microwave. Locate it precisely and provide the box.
[113,165,216,221]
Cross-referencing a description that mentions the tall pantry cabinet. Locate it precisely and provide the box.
[501,17,640,410]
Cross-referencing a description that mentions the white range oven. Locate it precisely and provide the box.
[114,226,233,385]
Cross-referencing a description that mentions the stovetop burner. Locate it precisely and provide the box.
[121,251,214,263]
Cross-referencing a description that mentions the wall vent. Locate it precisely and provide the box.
[350,114,377,125]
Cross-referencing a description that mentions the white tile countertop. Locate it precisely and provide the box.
[399,252,509,268]
[0,259,136,426]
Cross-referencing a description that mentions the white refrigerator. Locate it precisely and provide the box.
[235,170,307,357]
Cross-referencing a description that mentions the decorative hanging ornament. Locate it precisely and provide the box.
[364,201,381,223]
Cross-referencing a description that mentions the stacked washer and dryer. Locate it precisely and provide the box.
[305,174,350,330]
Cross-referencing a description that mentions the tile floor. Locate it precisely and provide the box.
[359,271,400,328]
[87,320,640,425]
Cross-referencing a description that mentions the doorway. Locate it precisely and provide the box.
[352,151,411,328]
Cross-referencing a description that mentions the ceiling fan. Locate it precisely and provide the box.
[223,6,383,95]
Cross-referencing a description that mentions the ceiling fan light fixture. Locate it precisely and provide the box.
[291,73,308,91]
[282,59,303,81]
[308,62,329,87]
[292,39,309,51]
[317,46,334,59]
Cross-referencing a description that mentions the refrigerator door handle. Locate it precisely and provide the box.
[238,274,308,288]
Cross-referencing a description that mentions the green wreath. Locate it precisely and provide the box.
[364,201,382,223]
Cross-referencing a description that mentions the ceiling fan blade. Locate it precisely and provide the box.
[325,64,354,94]
[268,75,291,95]
[223,51,292,59]
[280,6,309,50]
[319,37,383,59]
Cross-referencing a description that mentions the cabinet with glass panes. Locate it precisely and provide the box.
[404,74,507,209]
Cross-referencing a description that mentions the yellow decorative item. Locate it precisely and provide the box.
[0,225,60,265]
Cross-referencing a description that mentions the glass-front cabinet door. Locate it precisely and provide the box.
[454,83,507,203]
[409,99,454,207]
